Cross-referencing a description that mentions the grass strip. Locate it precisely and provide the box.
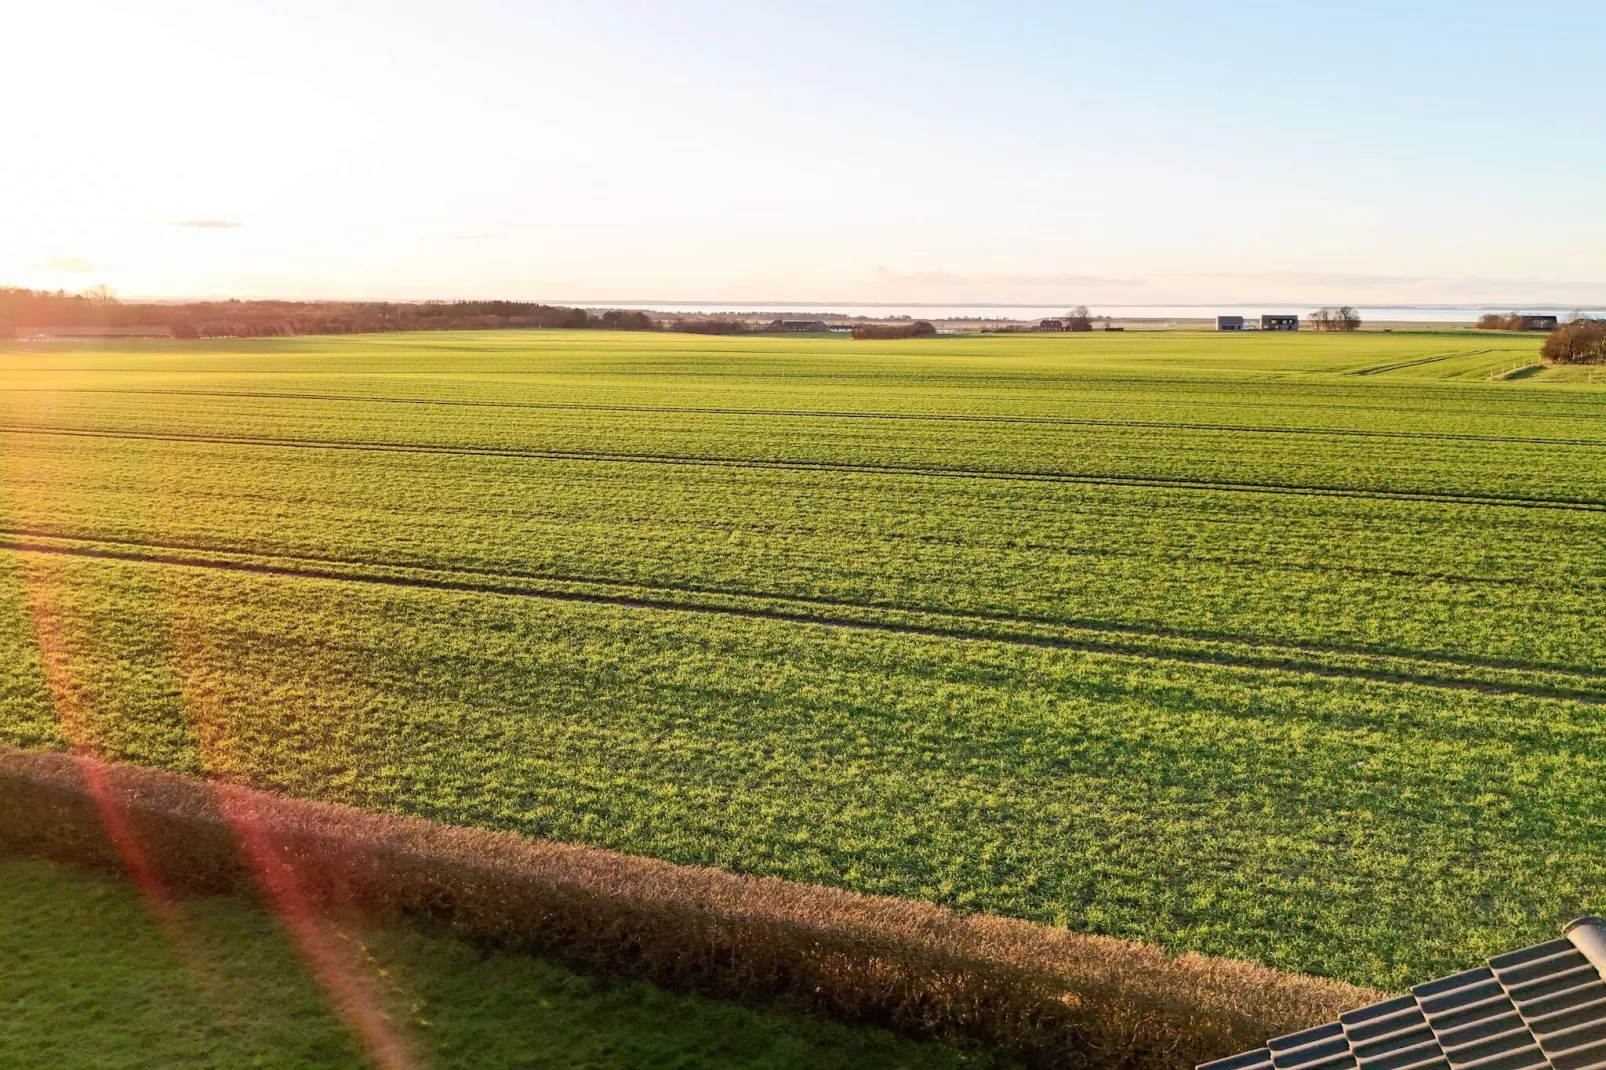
[0,855,1001,1070]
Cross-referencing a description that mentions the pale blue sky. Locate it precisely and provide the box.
[6,0,1604,304]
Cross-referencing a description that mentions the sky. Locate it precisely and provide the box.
[5,0,1605,307]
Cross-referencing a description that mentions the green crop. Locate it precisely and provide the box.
[2,328,1601,990]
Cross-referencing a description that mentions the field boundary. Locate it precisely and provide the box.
[1488,364,1547,381]
[0,746,1376,1069]
[8,532,1606,704]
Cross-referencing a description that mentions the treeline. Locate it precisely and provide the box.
[851,321,936,340]
[1478,313,1537,331]
[1309,306,1362,332]
[0,287,656,338]
[653,317,938,339]
[1541,318,1606,364]
[669,317,753,335]
[1,287,954,341]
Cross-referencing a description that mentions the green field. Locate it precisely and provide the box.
[0,855,993,1069]
[2,329,1602,990]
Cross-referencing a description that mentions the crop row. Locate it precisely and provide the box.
[4,431,1603,670]
[9,531,1606,705]
[7,386,1606,503]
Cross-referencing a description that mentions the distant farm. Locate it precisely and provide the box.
[2,328,1603,995]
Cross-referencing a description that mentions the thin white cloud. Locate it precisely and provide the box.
[170,220,243,229]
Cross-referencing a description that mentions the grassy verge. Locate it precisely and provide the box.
[0,853,1004,1070]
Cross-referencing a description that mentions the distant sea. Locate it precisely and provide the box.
[573,302,1606,324]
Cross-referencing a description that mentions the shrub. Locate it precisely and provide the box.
[1541,318,1606,364]
[670,318,752,335]
[851,321,937,340]
[597,309,657,331]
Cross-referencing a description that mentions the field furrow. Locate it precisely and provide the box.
[6,532,1606,704]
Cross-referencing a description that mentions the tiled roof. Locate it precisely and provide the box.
[1201,918,1606,1070]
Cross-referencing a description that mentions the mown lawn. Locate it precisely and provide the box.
[2,329,1602,990]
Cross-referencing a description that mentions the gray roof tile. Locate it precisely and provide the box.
[1198,920,1606,1070]
[1492,937,1606,1070]
[1200,1048,1275,1070]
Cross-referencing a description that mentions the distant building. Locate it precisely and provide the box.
[1522,314,1559,331]
[766,320,829,333]
[1217,315,1245,331]
[1261,314,1299,332]
[1040,319,1066,330]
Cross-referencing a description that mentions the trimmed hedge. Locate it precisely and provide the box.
[0,747,1374,1069]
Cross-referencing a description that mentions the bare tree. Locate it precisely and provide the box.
[1308,307,1361,332]
[1542,318,1606,364]
[1066,306,1093,332]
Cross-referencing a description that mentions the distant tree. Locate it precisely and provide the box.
[598,309,656,331]
[851,321,937,340]
[1477,312,1523,331]
[1066,305,1093,332]
[1475,312,1559,332]
[672,317,751,335]
[1308,307,1360,332]
[1541,318,1606,364]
